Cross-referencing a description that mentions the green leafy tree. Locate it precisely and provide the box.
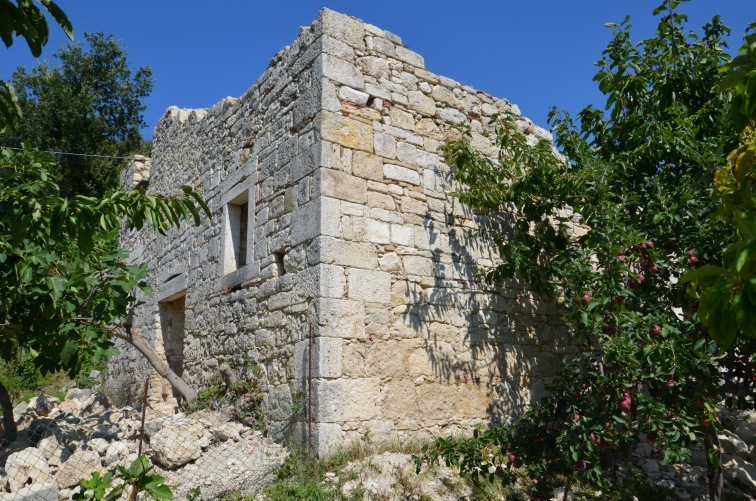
[0,0,72,131]
[418,2,754,500]
[682,22,756,348]
[2,32,153,197]
[0,146,209,444]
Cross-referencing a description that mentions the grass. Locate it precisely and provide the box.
[0,356,71,416]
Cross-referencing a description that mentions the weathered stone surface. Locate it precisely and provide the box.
[408,91,436,116]
[150,419,209,468]
[321,54,364,89]
[321,112,373,152]
[104,441,130,466]
[734,424,756,444]
[338,85,370,106]
[348,268,391,303]
[111,6,567,459]
[56,450,103,488]
[0,483,58,501]
[314,378,380,421]
[720,430,750,456]
[321,168,367,203]
[6,448,54,492]
[383,164,420,185]
[723,455,756,494]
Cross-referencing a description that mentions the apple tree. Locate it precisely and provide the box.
[0,145,209,444]
[417,2,754,499]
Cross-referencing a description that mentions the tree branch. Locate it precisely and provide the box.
[109,325,197,402]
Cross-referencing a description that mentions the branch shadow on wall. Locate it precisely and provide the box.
[401,174,570,425]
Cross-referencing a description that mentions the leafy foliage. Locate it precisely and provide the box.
[0,0,72,131]
[681,23,756,348]
[74,455,173,500]
[0,145,209,382]
[2,32,153,197]
[419,1,755,498]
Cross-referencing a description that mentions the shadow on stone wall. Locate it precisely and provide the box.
[401,173,570,424]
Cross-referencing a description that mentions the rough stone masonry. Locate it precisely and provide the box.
[112,8,575,456]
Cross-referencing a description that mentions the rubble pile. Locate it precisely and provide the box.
[0,390,286,500]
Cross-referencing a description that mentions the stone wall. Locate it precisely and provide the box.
[111,8,576,456]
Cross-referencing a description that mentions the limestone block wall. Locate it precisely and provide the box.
[110,8,576,456]
[109,16,325,419]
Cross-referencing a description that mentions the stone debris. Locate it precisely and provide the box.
[0,390,286,500]
[339,452,472,500]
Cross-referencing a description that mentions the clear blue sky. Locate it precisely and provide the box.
[2,1,753,139]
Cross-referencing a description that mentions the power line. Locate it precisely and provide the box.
[1,146,141,160]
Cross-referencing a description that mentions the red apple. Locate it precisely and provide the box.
[575,459,587,471]
[617,254,626,263]
[646,240,654,248]
[582,293,591,303]
[651,325,662,336]
[627,279,639,290]
[690,256,698,264]
[508,454,516,462]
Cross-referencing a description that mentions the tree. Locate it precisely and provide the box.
[418,2,755,499]
[0,0,72,131]
[2,32,153,197]
[0,146,209,444]
[682,22,756,348]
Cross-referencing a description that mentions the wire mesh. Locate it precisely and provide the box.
[0,388,288,500]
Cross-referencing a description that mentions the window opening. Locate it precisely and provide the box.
[158,294,186,399]
[223,190,252,274]
[274,249,286,277]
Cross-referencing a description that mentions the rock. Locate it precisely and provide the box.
[5,448,55,492]
[58,399,82,416]
[734,424,756,445]
[87,437,110,455]
[56,450,104,488]
[150,419,210,468]
[750,444,756,463]
[0,483,58,501]
[722,455,756,495]
[13,401,30,416]
[81,393,110,415]
[143,416,167,438]
[641,459,660,478]
[27,393,59,417]
[214,422,243,441]
[339,452,471,501]
[104,441,130,466]
[52,422,81,444]
[719,430,749,456]
[37,436,60,460]
[65,388,92,401]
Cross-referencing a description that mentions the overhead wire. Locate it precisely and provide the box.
[0,146,141,160]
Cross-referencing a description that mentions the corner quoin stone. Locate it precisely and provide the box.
[114,6,567,459]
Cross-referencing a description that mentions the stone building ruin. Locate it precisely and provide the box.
[112,8,575,456]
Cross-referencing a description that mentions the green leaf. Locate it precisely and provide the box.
[679,265,729,284]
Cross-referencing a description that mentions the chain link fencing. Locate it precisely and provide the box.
[0,380,290,500]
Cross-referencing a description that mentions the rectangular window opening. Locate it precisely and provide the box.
[224,190,252,274]
[274,249,286,277]
[159,294,186,399]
